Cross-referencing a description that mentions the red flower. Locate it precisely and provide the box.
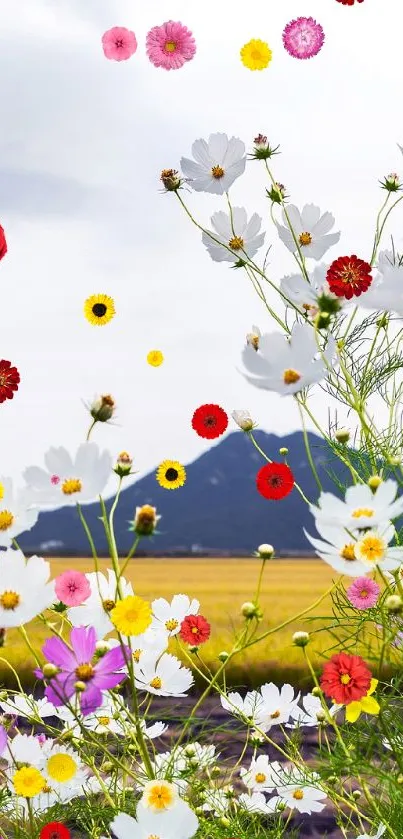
[336,0,364,4]
[326,255,372,299]
[180,614,211,645]
[192,404,228,439]
[40,824,70,839]
[320,652,372,704]
[0,226,7,260]
[256,463,294,500]
[0,360,20,403]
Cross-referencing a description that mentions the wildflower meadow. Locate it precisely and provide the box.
[2,2,403,839]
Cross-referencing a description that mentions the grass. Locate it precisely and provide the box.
[1,557,344,690]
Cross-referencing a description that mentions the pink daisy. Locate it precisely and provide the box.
[102,27,138,62]
[347,577,380,610]
[282,17,325,60]
[146,20,196,70]
[55,570,91,607]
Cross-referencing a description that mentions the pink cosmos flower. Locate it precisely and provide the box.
[102,27,138,62]
[347,577,380,610]
[146,21,196,70]
[282,17,325,60]
[55,570,91,607]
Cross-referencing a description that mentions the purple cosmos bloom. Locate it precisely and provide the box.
[41,626,129,716]
[0,725,6,756]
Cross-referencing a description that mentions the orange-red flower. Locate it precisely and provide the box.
[326,255,372,299]
[180,614,211,645]
[336,0,364,4]
[320,652,372,704]
[256,463,294,500]
[0,225,7,260]
[40,823,70,839]
[191,404,228,439]
[0,360,20,403]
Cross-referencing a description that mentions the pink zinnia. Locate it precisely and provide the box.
[347,577,380,610]
[146,20,196,70]
[102,27,137,61]
[282,17,325,60]
[55,570,91,607]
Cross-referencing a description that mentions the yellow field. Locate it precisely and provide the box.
[1,558,344,689]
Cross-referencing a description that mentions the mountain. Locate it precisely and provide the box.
[17,430,351,556]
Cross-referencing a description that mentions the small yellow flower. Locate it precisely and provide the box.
[240,39,272,71]
[156,460,186,490]
[345,679,380,723]
[13,766,46,797]
[84,294,115,326]
[110,595,152,636]
[147,350,164,367]
[142,779,177,811]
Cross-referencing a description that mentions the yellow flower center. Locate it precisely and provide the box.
[191,626,199,634]
[0,510,14,530]
[340,543,356,561]
[98,716,111,727]
[102,599,116,613]
[340,673,351,685]
[62,478,82,496]
[293,789,304,800]
[132,649,142,663]
[255,772,266,783]
[283,369,301,385]
[0,590,20,610]
[0,482,4,500]
[270,710,281,719]
[165,41,176,52]
[42,783,53,793]
[251,48,263,60]
[360,590,368,598]
[229,236,244,250]
[13,766,46,798]
[211,165,224,179]
[145,781,176,811]
[150,676,162,690]
[165,618,179,631]
[357,535,384,563]
[351,508,374,519]
[299,232,312,246]
[75,664,94,682]
[47,753,77,783]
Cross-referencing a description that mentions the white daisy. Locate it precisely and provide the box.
[0,477,38,548]
[68,569,134,639]
[238,791,276,813]
[280,264,345,316]
[0,694,56,720]
[3,733,44,765]
[240,755,283,792]
[220,689,265,725]
[311,480,403,530]
[152,594,200,637]
[304,521,373,577]
[202,208,265,263]
[111,798,199,839]
[276,204,340,260]
[270,770,327,814]
[255,683,301,731]
[142,720,168,740]
[180,132,246,194]
[38,740,88,791]
[0,550,55,628]
[239,321,336,396]
[22,442,112,510]
[135,652,194,697]
[356,827,386,839]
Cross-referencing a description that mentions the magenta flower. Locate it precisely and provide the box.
[282,17,325,60]
[347,577,380,610]
[41,626,129,716]
[146,20,196,70]
[55,570,91,607]
[0,725,6,756]
[102,27,138,61]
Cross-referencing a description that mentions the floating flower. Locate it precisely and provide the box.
[101,27,137,61]
[55,570,91,607]
[110,798,199,839]
[276,204,340,260]
[147,350,164,366]
[326,255,372,299]
[68,569,134,639]
[0,225,7,260]
[304,521,373,576]
[110,595,153,636]
[146,21,196,70]
[132,504,161,537]
[84,293,115,326]
[282,17,324,60]
[342,678,380,723]
[40,824,70,839]
[0,478,39,548]
[39,740,87,791]
[191,404,228,439]
[232,409,255,431]
[202,207,265,263]
[347,577,380,610]
[0,359,20,403]
[0,550,55,627]
[240,39,272,71]
[256,463,294,500]
[156,460,186,490]
[320,653,372,705]
[180,614,211,645]
[180,133,246,195]
[22,442,112,511]
[255,682,301,731]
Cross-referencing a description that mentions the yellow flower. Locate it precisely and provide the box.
[13,766,46,797]
[47,753,77,783]
[345,679,380,723]
[156,460,186,490]
[142,780,177,812]
[84,294,115,326]
[110,595,152,636]
[147,350,164,367]
[240,39,272,71]
[0,482,4,500]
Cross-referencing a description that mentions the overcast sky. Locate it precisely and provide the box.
[1,0,402,495]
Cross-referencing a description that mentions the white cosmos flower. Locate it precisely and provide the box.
[0,694,56,720]
[68,569,134,639]
[276,204,340,260]
[238,791,276,813]
[239,321,336,396]
[0,550,55,628]
[356,827,386,839]
[354,527,403,572]
[22,442,112,510]
[360,249,403,316]
[142,720,168,740]
[231,409,255,431]
[202,208,265,263]
[0,477,38,547]
[111,798,199,839]
[240,755,283,792]
[280,264,345,315]
[180,132,246,194]
[310,480,403,530]
[255,683,301,732]
[287,693,338,727]
[304,521,373,577]
[220,689,265,725]
[135,652,194,697]
[109,625,168,670]
[152,594,200,637]
[270,770,327,814]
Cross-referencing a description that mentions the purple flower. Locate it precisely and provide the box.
[0,725,6,756]
[41,626,129,716]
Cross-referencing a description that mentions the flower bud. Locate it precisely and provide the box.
[220,817,231,827]
[352,789,361,800]
[42,663,59,678]
[160,168,182,191]
[231,409,255,431]
[335,428,350,444]
[74,681,87,692]
[292,631,310,647]
[279,447,288,456]
[218,651,229,662]
[327,775,338,785]
[314,311,331,331]
[267,182,287,203]
[189,756,199,768]
[316,710,326,723]
[277,801,287,811]
[246,327,261,351]
[94,640,112,658]
[257,543,274,559]
[311,686,322,697]
[113,451,133,478]
[380,172,401,192]
[388,455,401,467]
[251,135,280,160]
[188,645,199,654]
[368,475,382,491]
[102,761,114,773]
[90,394,115,423]
[386,595,403,614]
[132,504,160,537]
[397,774,403,785]
[224,785,235,799]
[210,766,221,778]
[251,730,265,746]
[184,745,196,758]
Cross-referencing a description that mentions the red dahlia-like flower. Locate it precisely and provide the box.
[336,0,364,4]
[320,652,372,705]
[0,359,20,403]
[180,614,211,645]
[40,823,70,839]
[191,404,228,439]
[256,462,294,500]
[0,225,7,260]
[326,255,372,299]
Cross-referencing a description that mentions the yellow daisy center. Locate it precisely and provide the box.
[147,350,164,367]
[132,649,142,663]
[62,478,82,496]
[42,783,53,793]
[47,753,77,783]
[13,766,46,798]
[145,781,176,811]
[165,41,176,52]
[0,590,20,610]
[110,595,153,636]
[229,236,244,250]
[150,676,162,690]
[75,664,94,682]
[270,710,281,719]
[293,789,304,800]
[283,369,301,385]
[102,599,116,613]
[211,165,224,179]
[356,535,385,563]
[351,507,374,519]
[98,716,111,727]
[0,510,14,530]
[340,543,356,561]
[299,232,312,246]
[340,673,351,685]
[0,482,4,500]
[165,618,179,631]
[255,772,266,783]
